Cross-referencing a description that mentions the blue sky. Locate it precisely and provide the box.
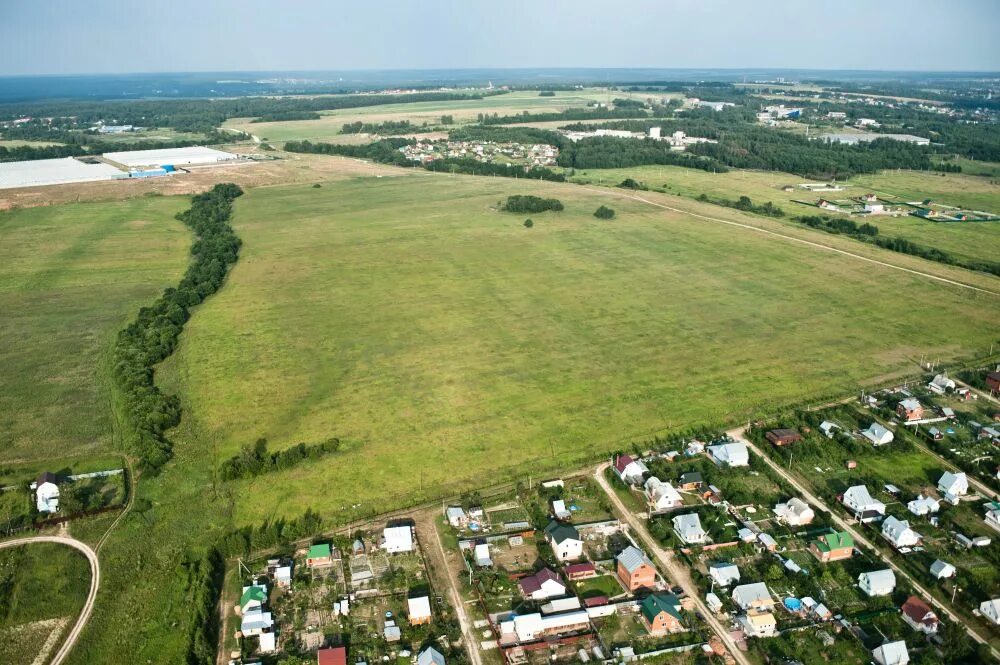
[2,0,998,76]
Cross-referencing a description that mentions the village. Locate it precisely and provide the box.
[806,191,999,221]
[213,368,1000,665]
[398,141,559,168]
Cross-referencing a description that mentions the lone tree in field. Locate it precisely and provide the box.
[524,219,534,228]
[594,205,615,219]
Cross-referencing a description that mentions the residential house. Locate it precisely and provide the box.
[540,597,582,615]
[873,641,909,665]
[900,596,939,634]
[709,563,740,587]
[986,501,1000,529]
[672,513,708,544]
[407,595,432,625]
[417,647,445,665]
[773,497,815,526]
[939,406,956,419]
[33,472,60,513]
[937,471,968,503]
[240,606,274,638]
[907,495,940,517]
[273,564,292,588]
[819,421,841,438]
[318,646,347,665]
[928,375,955,394]
[644,477,683,512]
[306,543,333,568]
[552,499,571,520]
[859,569,896,597]
[766,428,802,447]
[705,592,723,613]
[739,609,777,638]
[616,546,657,591]
[240,584,268,614]
[564,562,597,581]
[986,371,1000,393]
[897,398,923,422]
[499,611,590,642]
[519,568,566,600]
[928,426,943,441]
[882,516,921,549]
[639,593,684,635]
[731,583,774,612]
[678,471,704,490]
[810,530,854,562]
[707,442,749,467]
[383,620,401,642]
[614,454,649,485]
[445,506,467,528]
[544,521,583,561]
[929,560,955,579]
[474,543,492,567]
[981,598,1000,625]
[383,525,414,553]
[757,533,777,552]
[842,485,886,522]
[862,423,894,446]
[685,441,705,456]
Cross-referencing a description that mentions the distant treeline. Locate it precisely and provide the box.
[502,195,564,213]
[341,119,416,135]
[0,91,493,136]
[250,111,321,122]
[112,184,243,471]
[219,437,341,481]
[796,214,1000,277]
[284,139,566,182]
[477,104,671,126]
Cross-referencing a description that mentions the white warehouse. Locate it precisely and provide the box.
[103,146,239,169]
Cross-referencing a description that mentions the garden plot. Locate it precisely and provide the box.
[486,536,539,573]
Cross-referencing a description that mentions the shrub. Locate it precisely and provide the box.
[594,205,615,219]
[524,219,534,228]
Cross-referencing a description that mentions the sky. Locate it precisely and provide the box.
[2,0,999,76]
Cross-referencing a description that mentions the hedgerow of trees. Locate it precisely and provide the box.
[219,437,341,480]
[502,195,564,214]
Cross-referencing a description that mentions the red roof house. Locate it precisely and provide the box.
[901,596,939,634]
[318,646,347,665]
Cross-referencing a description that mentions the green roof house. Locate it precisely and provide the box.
[240,584,268,613]
[810,530,854,562]
[307,543,334,568]
[640,593,683,635]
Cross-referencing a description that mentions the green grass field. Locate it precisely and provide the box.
[569,165,1000,267]
[0,197,190,462]
[224,89,664,142]
[152,173,997,525]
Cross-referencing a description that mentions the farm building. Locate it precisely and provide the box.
[102,146,238,168]
[0,156,123,189]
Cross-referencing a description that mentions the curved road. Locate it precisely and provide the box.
[0,535,100,665]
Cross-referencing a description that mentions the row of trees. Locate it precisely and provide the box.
[696,193,786,218]
[218,437,341,481]
[250,111,321,123]
[112,184,244,471]
[502,195,564,213]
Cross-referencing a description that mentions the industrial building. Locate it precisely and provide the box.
[0,156,124,189]
[817,133,930,146]
[102,146,239,169]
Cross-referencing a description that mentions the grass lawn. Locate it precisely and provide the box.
[223,89,653,143]
[574,574,624,599]
[0,197,190,462]
[568,164,1000,266]
[154,173,998,526]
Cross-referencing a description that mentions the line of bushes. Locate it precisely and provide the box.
[795,214,1000,277]
[183,548,225,665]
[219,437,341,481]
[697,193,786,218]
[111,183,244,471]
[251,111,321,123]
[502,195,564,214]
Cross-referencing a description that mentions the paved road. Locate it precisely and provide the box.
[730,428,1000,662]
[593,463,747,665]
[0,535,100,665]
[583,186,1000,297]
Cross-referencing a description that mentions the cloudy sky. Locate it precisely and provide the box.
[2,0,998,76]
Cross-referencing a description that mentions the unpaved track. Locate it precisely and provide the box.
[593,463,749,665]
[584,186,1000,297]
[0,535,100,665]
[731,428,1000,662]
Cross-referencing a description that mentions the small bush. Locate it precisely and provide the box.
[524,219,534,228]
[594,205,615,219]
[312,183,321,188]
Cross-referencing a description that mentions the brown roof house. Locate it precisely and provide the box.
[901,596,939,634]
[766,428,802,447]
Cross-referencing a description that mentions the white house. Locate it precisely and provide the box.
[273,565,292,588]
[240,607,274,636]
[859,569,896,597]
[882,516,921,549]
[446,506,467,528]
[499,610,590,642]
[929,559,955,579]
[518,568,566,600]
[928,374,955,395]
[552,499,571,520]
[986,502,1000,529]
[544,521,583,561]
[707,442,749,467]
[937,472,968,503]
[980,598,1000,625]
[407,595,432,624]
[240,584,268,614]
[474,543,493,567]
[873,640,909,665]
[417,647,446,665]
[731,582,774,611]
[819,421,840,438]
[709,563,740,587]
[33,472,60,513]
[842,485,886,522]
[613,454,649,485]
[907,495,940,517]
[672,513,708,544]
[644,477,683,512]
[862,423,894,446]
[383,525,414,553]
[773,497,815,526]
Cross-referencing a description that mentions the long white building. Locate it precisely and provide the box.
[103,146,238,168]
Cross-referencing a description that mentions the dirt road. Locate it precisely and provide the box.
[0,535,100,665]
[593,463,749,665]
[730,428,1000,661]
